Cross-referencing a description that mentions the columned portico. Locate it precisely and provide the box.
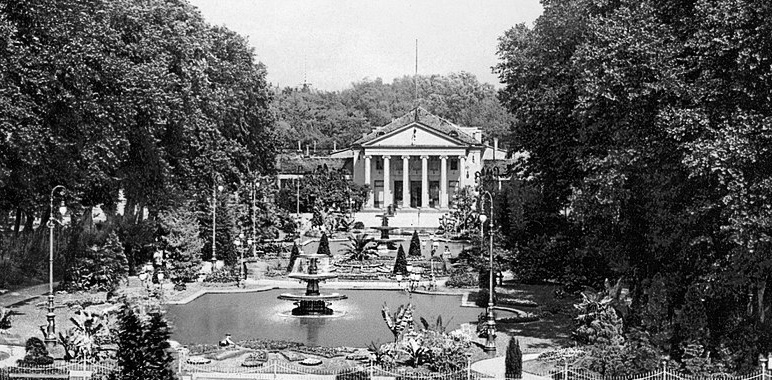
[458,155,466,188]
[421,155,429,208]
[440,156,448,208]
[364,155,372,208]
[382,155,391,209]
[402,156,409,208]
[361,152,468,210]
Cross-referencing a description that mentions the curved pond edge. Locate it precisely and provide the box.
[165,284,531,319]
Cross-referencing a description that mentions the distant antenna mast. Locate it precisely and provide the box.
[301,55,312,91]
[415,39,419,104]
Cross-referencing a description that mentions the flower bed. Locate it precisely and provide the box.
[236,339,304,352]
[336,274,383,281]
[292,346,353,358]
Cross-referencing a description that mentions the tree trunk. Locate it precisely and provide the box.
[23,210,34,233]
[124,198,137,225]
[39,208,51,233]
[103,202,117,227]
[81,207,93,231]
[758,278,767,324]
[13,208,21,235]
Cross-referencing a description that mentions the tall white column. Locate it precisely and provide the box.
[383,155,391,210]
[402,155,410,208]
[364,155,372,208]
[458,155,466,189]
[440,155,448,208]
[421,155,429,208]
[352,150,359,183]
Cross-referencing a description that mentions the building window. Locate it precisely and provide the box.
[450,159,458,171]
[376,159,383,170]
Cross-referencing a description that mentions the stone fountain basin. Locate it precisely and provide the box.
[288,273,339,281]
[277,293,348,301]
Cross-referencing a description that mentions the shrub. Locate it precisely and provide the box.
[393,245,408,275]
[18,337,53,366]
[577,340,659,377]
[287,243,300,272]
[159,202,203,286]
[445,268,477,288]
[475,289,498,308]
[317,233,331,257]
[62,231,129,292]
[352,221,365,230]
[408,231,421,257]
[204,267,239,283]
[115,304,175,380]
[282,219,297,235]
[0,261,25,288]
[505,338,523,379]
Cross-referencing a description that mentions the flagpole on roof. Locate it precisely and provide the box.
[415,38,418,105]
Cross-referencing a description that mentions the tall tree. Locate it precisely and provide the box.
[495,0,772,371]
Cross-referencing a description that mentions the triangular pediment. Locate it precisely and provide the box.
[353,107,480,146]
[362,122,467,147]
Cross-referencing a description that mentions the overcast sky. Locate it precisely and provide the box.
[188,0,543,91]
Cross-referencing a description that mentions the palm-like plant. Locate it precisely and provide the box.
[382,303,414,342]
[419,315,452,333]
[58,310,106,362]
[0,307,12,332]
[342,233,378,262]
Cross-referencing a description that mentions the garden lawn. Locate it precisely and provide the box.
[468,282,575,353]
[0,277,149,358]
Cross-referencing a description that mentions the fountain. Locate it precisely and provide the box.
[370,208,400,255]
[278,253,347,316]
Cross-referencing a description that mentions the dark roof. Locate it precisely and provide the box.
[353,107,479,146]
[276,156,351,174]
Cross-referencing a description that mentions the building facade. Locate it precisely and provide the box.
[333,107,506,210]
[276,107,511,227]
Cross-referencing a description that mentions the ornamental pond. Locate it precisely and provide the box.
[166,289,513,348]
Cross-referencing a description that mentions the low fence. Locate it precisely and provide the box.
[0,361,117,379]
[0,358,768,380]
[527,364,771,380]
[182,359,488,380]
[183,359,772,380]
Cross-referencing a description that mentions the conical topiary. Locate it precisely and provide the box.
[287,242,300,272]
[393,245,408,275]
[408,231,421,258]
[505,338,522,379]
[317,233,332,257]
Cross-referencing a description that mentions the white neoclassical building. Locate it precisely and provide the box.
[277,107,510,227]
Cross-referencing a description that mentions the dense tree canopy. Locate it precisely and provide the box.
[272,72,513,151]
[0,0,275,226]
[0,0,276,277]
[496,0,772,372]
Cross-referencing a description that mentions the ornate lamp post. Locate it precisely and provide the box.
[157,271,165,302]
[212,173,224,268]
[429,240,440,291]
[251,179,258,258]
[295,165,303,218]
[478,190,496,353]
[43,185,67,346]
[234,233,244,287]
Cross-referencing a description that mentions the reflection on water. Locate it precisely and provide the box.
[299,316,323,346]
[165,289,500,348]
